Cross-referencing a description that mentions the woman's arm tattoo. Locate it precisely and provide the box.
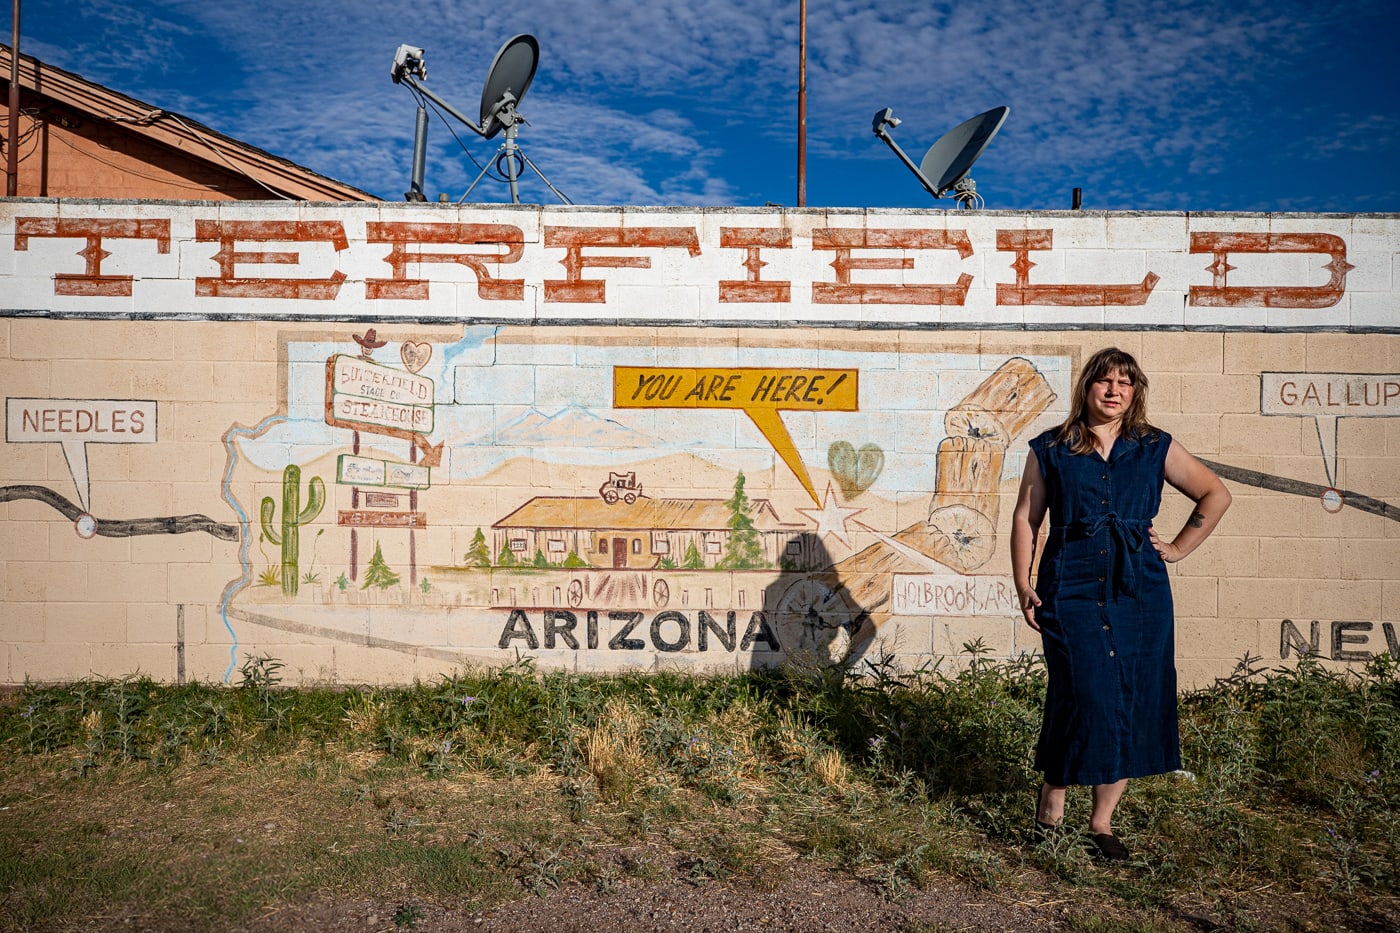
[1188,510,1206,528]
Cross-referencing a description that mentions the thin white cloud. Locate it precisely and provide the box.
[17,0,1400,210]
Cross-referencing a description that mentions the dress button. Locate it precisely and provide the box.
[1101,474,1108,480]
[1102,624,1110,631]
[1099,549,1106,555]
[1097,600,1105,607]
[1098,576,1105,582]
[1109,650,1116,657]
[1101,498,1108,505]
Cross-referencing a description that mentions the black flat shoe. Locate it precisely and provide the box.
[1091,832,1130,861]
[1031,819,1061,842]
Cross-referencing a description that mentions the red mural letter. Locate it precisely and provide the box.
[364,222,525,300]
[1189,232,1352,308]
[996,229,1159,306]
[719,227,792,302]
[14,217,171,297]
[811,228,973,305]
[195,220,348,299]
[544,226,702,302]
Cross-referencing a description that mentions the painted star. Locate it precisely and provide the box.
[796,482,865,548]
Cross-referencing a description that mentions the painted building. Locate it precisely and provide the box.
[493,485,803,571]
[1,198,1397,687]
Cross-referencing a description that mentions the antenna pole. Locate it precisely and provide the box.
[7,0,20,197]
[406,104,428,201]
[502,123,520,204]
[796,0,807,206]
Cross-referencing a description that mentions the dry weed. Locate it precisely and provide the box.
[580,698,647,801]
[811,748,849,789]
[342,695,383,737]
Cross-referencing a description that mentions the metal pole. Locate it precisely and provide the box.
[502,124,520,204]
[7,0,20,196]
[797,0,807,207]
[407,104,427,201]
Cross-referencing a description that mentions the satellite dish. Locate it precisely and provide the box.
[872,105,1009,207]
[479,34,539,139]
[921,107,1008,195]
[390,34,569,205]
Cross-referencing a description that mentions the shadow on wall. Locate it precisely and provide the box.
[760,532,878,672]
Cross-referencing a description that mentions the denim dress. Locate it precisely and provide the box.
[1028,427,1180,787]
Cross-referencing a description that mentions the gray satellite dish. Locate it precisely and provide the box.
[479,34,538,139]
[873,105,1009,207]
[390,33,568,205]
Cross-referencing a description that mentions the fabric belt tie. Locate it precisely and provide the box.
[1052,513,1151,599]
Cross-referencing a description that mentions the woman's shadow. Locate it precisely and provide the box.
[756,532,885,673]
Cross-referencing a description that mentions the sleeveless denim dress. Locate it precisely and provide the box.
[1028,427,1181,786]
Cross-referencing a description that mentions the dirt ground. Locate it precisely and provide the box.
[210,880,1394,933]
[45,828,1400,933]
[210,869,1072,933]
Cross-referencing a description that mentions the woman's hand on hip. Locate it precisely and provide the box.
[1149,526,1184,563]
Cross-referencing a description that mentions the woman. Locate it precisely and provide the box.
[1010,347,1231,861]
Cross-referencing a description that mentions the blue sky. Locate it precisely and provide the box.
[14,0,1400,211]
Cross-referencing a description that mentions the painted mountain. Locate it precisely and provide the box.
[490,405,654,449]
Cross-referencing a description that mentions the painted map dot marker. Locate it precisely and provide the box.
[1320,488,1344,513]
[74,513,97,538]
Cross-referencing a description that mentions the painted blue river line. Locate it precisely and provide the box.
[217,416,287,682]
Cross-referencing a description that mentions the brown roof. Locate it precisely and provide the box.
[2,44,377,201]
[495,496,797,532]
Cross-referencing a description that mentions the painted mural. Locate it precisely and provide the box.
[1,202,1397,685]
[218,328,1069,678]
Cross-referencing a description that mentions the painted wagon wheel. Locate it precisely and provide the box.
[652,578,670,608]
[567,579,585,608]
[776,577,855,664]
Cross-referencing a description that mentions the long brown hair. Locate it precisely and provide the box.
[1054,347,1155,455]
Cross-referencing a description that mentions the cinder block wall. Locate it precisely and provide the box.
[2,200,1396,687]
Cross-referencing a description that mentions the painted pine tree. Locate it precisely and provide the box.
[719,471,764,569]
[463,528,492,568]
[362,543,400,589]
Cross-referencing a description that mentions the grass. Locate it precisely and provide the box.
[1,647,1398,931]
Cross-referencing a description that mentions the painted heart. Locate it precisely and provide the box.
[400,341,432,373]
[828,441,884,498]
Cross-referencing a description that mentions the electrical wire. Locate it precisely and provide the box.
[399,80,573,203]
[408,84,507,186]
[49,132,210,191]
[28,103,298,198]
[45,128,246,193]
[0,109,45,155]
[163,111,295,200]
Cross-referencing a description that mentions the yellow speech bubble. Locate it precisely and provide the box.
[613,367,859,504]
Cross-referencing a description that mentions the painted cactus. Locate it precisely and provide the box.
[260,464,326,596]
